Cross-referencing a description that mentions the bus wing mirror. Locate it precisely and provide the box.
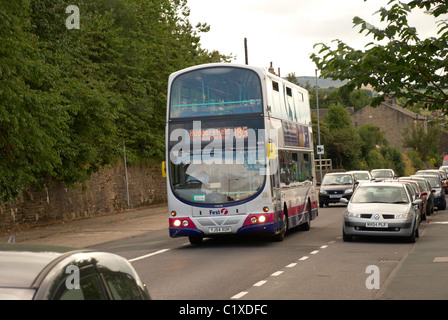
[267,143,276,159]
[162,161,167,178]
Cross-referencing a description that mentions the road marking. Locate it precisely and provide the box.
[320,245,328,249]
[128,249,170,262]
[271,271,283,276]
[310,250,319,255]
[231,292,248,299]
[299,256,309,261]
[253,280,267,287]
[286,263,297,268]
[433,257,448,262]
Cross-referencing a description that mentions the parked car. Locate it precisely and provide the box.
[341,182,421,243]
[370,169,395,181]
[347,170,373,186]
[0,243,151,300]
[415,169,447,194]
[384,179,426,221]
[404,176,435,217]
[319,172,357,207]
[439,166,448,175]
[411,174,446,210]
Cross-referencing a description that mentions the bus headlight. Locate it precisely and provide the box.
[170,210,177,217]
[173,219,181,227]
[258,215,267,223]
[182,220,189,227]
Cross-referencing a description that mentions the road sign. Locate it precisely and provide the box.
[317,145,324,155]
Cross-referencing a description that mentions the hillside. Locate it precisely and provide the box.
[296,76,348,88]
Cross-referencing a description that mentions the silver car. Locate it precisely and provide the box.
[341,182,422,242]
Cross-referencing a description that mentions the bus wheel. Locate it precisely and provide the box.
[300,202,311,231]
[273,211,287,242]
[189,236,203,245]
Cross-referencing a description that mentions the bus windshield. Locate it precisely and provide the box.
[169,67,262,118]
[168,118,266,205]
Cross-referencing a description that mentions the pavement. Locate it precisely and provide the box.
[0,204,169,248]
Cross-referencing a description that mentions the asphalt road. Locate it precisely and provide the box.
[3,201,448,300]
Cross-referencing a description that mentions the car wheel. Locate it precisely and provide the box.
[342,228,353,242]
[407,227,417,243]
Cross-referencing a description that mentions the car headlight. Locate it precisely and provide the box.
[344,189,353,194]
[395,212,411,219]
[345,211,360,218]
[320,190,327,195]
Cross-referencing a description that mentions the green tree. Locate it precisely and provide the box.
[311,0,448,111]
[323,104,363,169]
[357,124,388,157]
[0,0,232,204]
[402,124,442,161]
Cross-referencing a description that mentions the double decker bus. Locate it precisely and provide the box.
[165,63,318,244]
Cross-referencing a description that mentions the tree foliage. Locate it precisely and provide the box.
[311,0,448,111]
[0,0,231,204]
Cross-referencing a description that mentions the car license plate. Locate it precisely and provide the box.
[329,194,342,198]
[209,227,232,233]
[366,222,388,228]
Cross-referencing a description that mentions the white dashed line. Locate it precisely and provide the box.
[231,240,338,299]
[128,249,170,262]
[253,280,267,287]
[231,292,248,299]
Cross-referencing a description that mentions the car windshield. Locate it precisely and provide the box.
[371,170,393,178]
[353,172,370,180]
[321,174,352,185]
[351,186,409,204]
[411,180,429,191]
[416,176,440,188]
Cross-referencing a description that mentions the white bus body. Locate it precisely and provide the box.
[166,63,318,244]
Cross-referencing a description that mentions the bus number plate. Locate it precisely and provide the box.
[209,227,231,233]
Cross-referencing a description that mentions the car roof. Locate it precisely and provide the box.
[359,182,404,188]
[0,243,75,288]
[324,172,352,175]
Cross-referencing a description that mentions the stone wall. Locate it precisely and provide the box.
[0,162,167,231]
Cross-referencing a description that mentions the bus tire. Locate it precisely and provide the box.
[300,201,312,231]
[189,236,203,245]
[273,209,287,242]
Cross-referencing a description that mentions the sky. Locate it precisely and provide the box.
[187,0,439,76]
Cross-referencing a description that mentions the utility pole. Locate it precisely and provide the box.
[244,38,248,65]
[315,69,323,184]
